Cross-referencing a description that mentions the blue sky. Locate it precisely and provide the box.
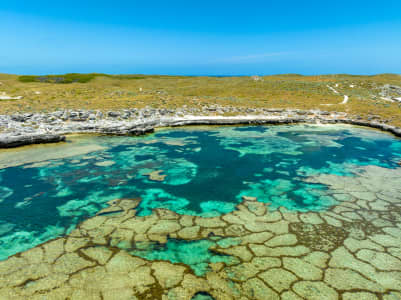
[1,1,401,75]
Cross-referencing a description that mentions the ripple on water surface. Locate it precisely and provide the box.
[0,124,401,260]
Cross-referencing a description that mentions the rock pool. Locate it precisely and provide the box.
[0,124,400,299]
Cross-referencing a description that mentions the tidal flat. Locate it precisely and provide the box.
[0,124,400,299]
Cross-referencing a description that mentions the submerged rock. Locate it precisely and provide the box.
[1,176,401,299]
[145,170,167,181]
[0,124,400,298]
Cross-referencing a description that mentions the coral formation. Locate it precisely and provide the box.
[0,125,400,299]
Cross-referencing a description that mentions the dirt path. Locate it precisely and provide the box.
[324,85,349,105]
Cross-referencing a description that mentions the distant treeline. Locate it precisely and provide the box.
[18,73,183,83]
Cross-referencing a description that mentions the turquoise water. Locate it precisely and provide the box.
[191,293,215,300]
[129,239,237,276]
[0,124,401,260]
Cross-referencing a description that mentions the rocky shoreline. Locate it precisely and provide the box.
[1,107,401,148]
[0,134,66,148]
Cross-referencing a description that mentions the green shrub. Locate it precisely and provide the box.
[18,73,186,84]
[18,73,106,84]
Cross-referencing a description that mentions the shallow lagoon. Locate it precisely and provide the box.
[0,124,401,262]
[1,124,401,299]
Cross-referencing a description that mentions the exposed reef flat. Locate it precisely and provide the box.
[0,163,400,299]
[1,107,401,148]
[3,124,401,261]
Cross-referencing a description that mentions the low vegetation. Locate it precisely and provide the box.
[18,73,106,84]
[0,72,400,126]
[18,73,187,83]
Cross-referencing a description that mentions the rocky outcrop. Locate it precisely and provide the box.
[340,119,401,137]
[380,84,401,102]
[166,117,306,127]
[0,134,66,148]
[0,107,400,148]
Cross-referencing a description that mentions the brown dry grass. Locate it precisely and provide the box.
[0,73,400,126]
